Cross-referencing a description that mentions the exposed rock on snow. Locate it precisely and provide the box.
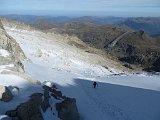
[41,87,50,112]
[5,83,80,120]
[0,19,25,72]
[0,85,13,102]
[56,98,80,120]
[6,93,44,120]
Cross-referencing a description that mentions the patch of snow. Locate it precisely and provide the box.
[41,94,60,120]
[0,49,10,57]
[43,81,54,88]
[0,115,11,120]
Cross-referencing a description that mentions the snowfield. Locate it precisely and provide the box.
[0,25,160,120]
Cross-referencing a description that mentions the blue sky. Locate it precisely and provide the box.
[0,0,160,17]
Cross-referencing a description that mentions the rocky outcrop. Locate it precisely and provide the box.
[0,85,13,102]
[0,19,25,71]
[6,93,44,120]
[41,87,50,112]
[56,98,80,120]
[5,82,80,120]
[42,83,79,120]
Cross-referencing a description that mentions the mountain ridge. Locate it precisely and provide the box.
[2,15,160,36]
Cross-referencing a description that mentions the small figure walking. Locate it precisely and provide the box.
[93,82,98,88]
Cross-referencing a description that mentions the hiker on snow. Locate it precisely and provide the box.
[93,82,98,88]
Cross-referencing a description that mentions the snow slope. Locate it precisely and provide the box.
[0,74,42,114]
[3,25,160,120]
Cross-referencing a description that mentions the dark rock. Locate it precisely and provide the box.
[16,100,43,120]
[41,88,50,112]
[43,84,63,99]
[42,85,51,91]
[41,98,50,112]
[56,98,80,120]
[5,110,17,117]
[51,89,62,98]
[12,117,19,120]
[50,93,58,99]
[0,85,13,102]
[123,64,133,69]
[5,93,44,120]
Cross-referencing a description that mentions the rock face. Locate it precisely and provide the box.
[0,85,13,102]
[41,87,50,112]
[0,19,25,71]
[6,93,44,120]
[56,98,80,120]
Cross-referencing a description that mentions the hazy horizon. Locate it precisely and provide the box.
[0,0,160,17]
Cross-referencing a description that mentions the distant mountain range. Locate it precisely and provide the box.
[1,15,72,24]
[121,17,160,36]
[1,15,160,36]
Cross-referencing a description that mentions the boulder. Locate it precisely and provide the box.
[0,85,13,102]
[5,93,44,120]
[56,98,80,120]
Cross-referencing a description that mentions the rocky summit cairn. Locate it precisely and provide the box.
[0,85,13,102]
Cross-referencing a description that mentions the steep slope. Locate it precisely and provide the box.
[53,23,160,72]
[57,23,132,49]
[3,20,122,77]
[2,20,160,120]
